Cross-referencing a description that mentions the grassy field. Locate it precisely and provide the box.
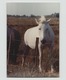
[7,16,59,77]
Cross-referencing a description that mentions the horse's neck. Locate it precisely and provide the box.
[46,23,54,38]
[38,23,43,27]
[45,23,51,31]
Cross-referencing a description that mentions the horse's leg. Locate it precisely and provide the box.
[48,46,54,73]
[13,47,18,64]
[7,34,11,65]
[10,43,13,64]
[13,40,20,64]
[50,47,54,73]
[7,34,11,74]
[38,42,42,72]
[23,45,30,66]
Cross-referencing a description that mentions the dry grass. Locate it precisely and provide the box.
[7,16,59,77]
[7,64,59,77]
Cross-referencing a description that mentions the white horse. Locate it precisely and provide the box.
[24,16,54,72]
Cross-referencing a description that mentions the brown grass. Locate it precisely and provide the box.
[7,16,59,77]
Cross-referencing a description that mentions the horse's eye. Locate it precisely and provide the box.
[39,28,41,30]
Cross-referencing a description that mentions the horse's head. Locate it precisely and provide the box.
[35,16,46,24]
[35,16,51,44]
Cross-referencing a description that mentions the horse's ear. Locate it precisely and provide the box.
[47,18,51,22]
[35,18,39,24]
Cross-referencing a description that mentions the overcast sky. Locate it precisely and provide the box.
[7,3,60,16]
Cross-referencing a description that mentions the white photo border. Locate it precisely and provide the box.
[0,0,65,80]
